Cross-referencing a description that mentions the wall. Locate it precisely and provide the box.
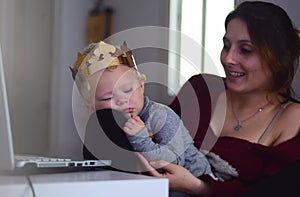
[1,0,53,155]
[49,0,94,158]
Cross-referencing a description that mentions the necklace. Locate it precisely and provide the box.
[231,100,270,132]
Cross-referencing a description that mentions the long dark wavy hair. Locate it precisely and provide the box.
[225,1,300,102]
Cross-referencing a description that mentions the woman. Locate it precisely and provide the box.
[139,1,300,196]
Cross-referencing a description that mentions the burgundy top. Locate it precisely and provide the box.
[203,133,300,196]
[169,74,300,197]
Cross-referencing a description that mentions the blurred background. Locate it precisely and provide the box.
[0,0,299,159]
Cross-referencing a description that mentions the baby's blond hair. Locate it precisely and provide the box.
[70,41,143,104]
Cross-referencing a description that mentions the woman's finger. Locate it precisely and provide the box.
[135,153,163,177]
[149,160,178,174]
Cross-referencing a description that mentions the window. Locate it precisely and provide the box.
[168,0,235,94]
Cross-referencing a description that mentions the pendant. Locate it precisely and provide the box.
[234,124,242,131]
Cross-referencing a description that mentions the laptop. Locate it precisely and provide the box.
[0,44,111,173]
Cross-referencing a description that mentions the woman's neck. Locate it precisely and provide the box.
[227,90,279,110]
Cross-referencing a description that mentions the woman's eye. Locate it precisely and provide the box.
[222,43,230,51]
[240,48,252,54]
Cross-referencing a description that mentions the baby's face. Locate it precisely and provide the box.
[93,65,144,118]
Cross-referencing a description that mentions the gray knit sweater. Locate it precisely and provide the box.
[127,97,213,177]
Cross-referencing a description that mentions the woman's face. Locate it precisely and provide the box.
[220,18,273,94]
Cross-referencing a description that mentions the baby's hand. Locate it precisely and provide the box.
[123,116,145,136]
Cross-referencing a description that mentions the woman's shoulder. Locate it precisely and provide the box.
[274,101,300,145]
[283,101,300,116]
[282,101,300,128]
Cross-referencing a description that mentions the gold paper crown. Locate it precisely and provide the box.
[70,41,137,103]
[70,41,137,80]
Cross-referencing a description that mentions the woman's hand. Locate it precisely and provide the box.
[136,153,210,196]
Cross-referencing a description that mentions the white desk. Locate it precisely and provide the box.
[0,170,168,197]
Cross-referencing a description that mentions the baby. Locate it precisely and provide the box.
[70,41,230,179]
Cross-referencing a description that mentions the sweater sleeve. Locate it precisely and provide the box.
[127,103,194,166]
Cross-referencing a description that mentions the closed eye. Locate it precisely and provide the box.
[98,97,112,101]
[124,87,133,93]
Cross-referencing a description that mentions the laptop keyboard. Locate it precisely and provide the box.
[15,154,71,162]
[14,154,111,168]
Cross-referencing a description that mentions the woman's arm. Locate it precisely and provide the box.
[136,153,210,196]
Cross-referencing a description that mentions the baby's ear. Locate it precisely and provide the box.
[139,82,145,92]
[139,79,144,85]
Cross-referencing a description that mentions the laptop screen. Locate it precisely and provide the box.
[0,44,15,171]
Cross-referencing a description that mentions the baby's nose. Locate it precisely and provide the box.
[116,97,128,106]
